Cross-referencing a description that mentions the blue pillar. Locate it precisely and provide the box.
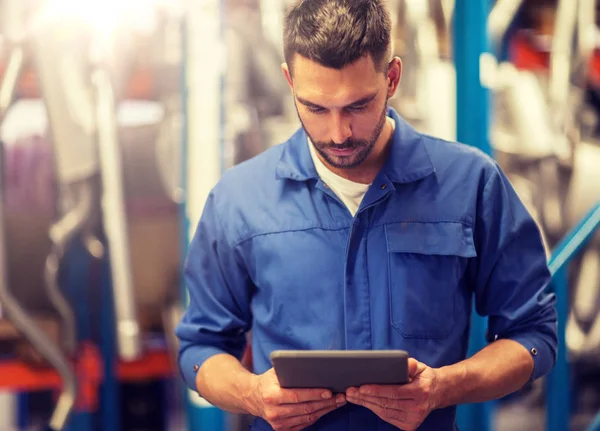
[454,0,493,157]
[454,1,493,431]
[63,241,94,431]
[17,393,28,430]
[100,256,120,431]
[186,395,226,431]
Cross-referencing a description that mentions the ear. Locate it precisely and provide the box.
[282,63,294,90]
[386,57,402,98]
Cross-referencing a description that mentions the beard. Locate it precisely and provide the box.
[298,98,388,169]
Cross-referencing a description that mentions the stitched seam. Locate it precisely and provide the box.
[233,224,350,248]
[372,219,474,229]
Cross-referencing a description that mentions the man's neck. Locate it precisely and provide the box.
[321,117,395,185]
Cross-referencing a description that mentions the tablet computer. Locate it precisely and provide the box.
[270,350,409,394]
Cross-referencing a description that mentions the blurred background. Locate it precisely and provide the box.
[0,0,598,430]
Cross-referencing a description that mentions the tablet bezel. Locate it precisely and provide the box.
[270,350,409,394]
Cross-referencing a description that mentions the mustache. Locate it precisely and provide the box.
[314,139,367,150]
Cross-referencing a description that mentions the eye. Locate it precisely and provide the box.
[347,104,367,112]
[306,106,326,114]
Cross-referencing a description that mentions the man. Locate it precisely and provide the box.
[176,0,558,430]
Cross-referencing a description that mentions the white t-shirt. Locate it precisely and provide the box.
[308,139,370,216]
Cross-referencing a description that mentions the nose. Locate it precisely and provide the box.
[329,112,352,144]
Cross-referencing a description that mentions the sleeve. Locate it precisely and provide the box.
[470,162,558,382]
[175,191,253,391]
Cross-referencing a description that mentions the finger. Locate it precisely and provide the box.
[347,396,409,425]
[347,393,413,412]
[276,387,333,404]
[265,368,333,403]
[274,395,345,420]
[351,384,416,400]
[415,361,427,376]
[279,400,346,429]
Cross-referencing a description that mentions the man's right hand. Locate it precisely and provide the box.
[246,368,346,431]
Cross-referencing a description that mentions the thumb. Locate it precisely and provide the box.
[408,358,427,378]
[265,367,281,385]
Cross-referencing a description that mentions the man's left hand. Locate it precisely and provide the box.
[345,358,441,431]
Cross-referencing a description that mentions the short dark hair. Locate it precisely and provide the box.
[283,0,392,74]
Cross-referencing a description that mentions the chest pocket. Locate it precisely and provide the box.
[385,222,476,339]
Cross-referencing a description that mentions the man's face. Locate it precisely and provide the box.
[283,54,397,169]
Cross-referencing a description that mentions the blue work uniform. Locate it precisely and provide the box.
[176,108,558,431]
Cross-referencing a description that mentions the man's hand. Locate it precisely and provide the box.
[345,358,441,431]
[247,368,346,431]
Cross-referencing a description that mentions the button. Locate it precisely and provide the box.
[530,348,538,356]
[193,364,199,372]
[380,184,388,190]
[494,334,499,341]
